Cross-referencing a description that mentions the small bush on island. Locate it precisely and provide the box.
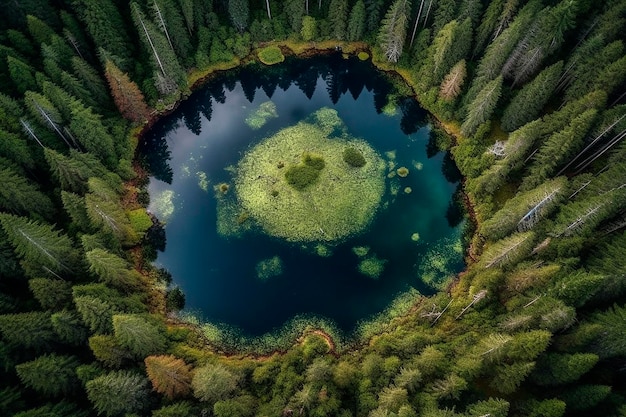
[284,153,326,190]
[343,147,367,167]
[397,167,409,177]
[257,46,285,65]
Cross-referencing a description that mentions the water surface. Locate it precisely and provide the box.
[139,55,465,336]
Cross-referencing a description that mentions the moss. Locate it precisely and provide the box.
[150,189,175,222]
[358,254,387,279]
[396,167,409,177]
[358,51,370,61]
[404,187,412,194]
[352,246,370,257]
[245,101,278,129]
[315,244,332,257]
[343,147,367,167]
[196,171,209,192]
[217,183,230,194]
[231,107,386,243]
[257,46,285,65]
[411,232,420,242]
[255,256,283,281]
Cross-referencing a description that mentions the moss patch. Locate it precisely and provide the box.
[231,108,386,243]
[343,146,366,167]
[258,46,285,65]
[256,256,283,281]
[245,101,278,129]
[358,253,387,279]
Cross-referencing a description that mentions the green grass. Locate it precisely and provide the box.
[257,46,285,65]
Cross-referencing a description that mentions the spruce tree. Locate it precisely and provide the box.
[0,311,57,351]
[228,0,249,33]
[347,0,366,41]
[51,310,89,345]
[86,370,150,417]
[461,75,502,137]
[145,355,193,399]
[15,354,80,397]
[28,278,72,311]
[86,249,140,290]
[378,0,411,63]
[328,0,349,40]
[104,59,151,123]
[0,167,55,218]
[112,314,167,358]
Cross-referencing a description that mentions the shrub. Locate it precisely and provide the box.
[257,46,284,65]
[396,167,409,177]
[343,147,366,167]
[285,153,326,190]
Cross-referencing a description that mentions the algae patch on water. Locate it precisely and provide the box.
[256,256,284,281]
[222,108,386,243]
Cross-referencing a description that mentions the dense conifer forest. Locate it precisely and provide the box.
[0,0,625,416]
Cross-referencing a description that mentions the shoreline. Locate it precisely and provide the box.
[127,40,482,356]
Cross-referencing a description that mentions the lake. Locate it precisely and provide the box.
[139,54,465,337]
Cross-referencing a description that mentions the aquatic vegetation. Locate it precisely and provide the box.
[404,187,412,194]
[396,167,409,177]
[215,183,229,194]
[255,256,284,281]
[412,160,423,170]
[284,152,326,190]
[343,147,367,167]
[418,237,464,289]
[257,46,284,65]
[358,52,370,61]
[358,253,387,279]
[150,189,175,222]
[411,232,420,242]
[385,150,397,160]
[232,108,386,243]
[315,244,332,257]
[352,246,370,257]
[196,171,209,192]
[244,101,278,129]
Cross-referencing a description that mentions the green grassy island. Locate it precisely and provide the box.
[1,1,625,416]
[229,108,386,243]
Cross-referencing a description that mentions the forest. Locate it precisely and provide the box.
[0,0,625,416]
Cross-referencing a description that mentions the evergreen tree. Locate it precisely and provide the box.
[23,91,71,148]
[347,0,366,41]
[501,61,563,132]
[378,0,411,63]
[16,354,80,397]
[192,363,240,403]
[0,213,79,277]
[88,334,133,368]
[68,102,118,170]
[461,75,502,137]
[71,0,133,68]
[489,361,535,394]
[86,370,150,417]
[61,191,92,231]
[300,16,318,41]
[329,0,349,40]
[482,231,535,269]
[531,353,598,386]
[0,167,55,218]
[86,249,140,289]
[13,401,89,417]
[228,0,249,33]
[283,0,306,33]
[7,56,38,94]
[28,278,72,311]
[74,296,119,334]
[112,314,167,358]
[439,59,466,101]
[145,355,193,399]
[104,59,151,123]
[0,311,56,351]
[152,0,193,65]
[51,310,89,345]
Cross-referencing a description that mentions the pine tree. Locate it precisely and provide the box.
[104,59,151,123]
[7,56,38,94]
[28,278,72,311]
[531,353,598,386]
[483,231,535,269]
[378,0,411,63]
[51,310,89,345]
[439,59,466,101]
[112,314,167,358]
[461,75,502,137]
[228,0,249,33]
[152,0,193,65]
[0,213,79,277]
[61,191,92,231]
[0,311,56,351]
[329,0,349,40]
[347,0,366,41]
[89,334,133,367]
[192,363,240,403]
[86,249,140,289]
[283,0,305,33]
[23,91,72,148]
[74,296,118,334]
[501,61,563,132]
[86,370,150,417]
[0,167,55,218]
[489,361,535,394]
[145,355,193,399]
[71,57,112,112]
[68,102,118,170]
[16,354,80,397]
[85,178,135,244]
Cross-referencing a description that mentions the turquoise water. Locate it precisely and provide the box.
[139,55,465,336]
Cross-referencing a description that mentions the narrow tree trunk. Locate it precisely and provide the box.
[409,0,425,47]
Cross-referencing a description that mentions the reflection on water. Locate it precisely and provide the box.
[138,55,465,336]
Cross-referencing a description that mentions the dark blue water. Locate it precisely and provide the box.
[139,55,465,336]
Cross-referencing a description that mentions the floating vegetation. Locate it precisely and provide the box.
[358,253,387,279]
[385,150,397,160]
[150,189,175,222]
[315,244,332,257]
[404,187,412,194]
[357,51,370,61]
[382,95,398,116]
[387,171,396,179]
[244,101,278,129]
[231,108,386,243]
[390,179,400,196]
[216,183,230,194]
[354,288,421,341]
[418,237,464,289]
[352,246,370,257]
[413,160,424,170]
[342,147,367,167]
[255,256,284,281]
[216,193,253,237]
[196,171,209,192]
[396,166,409,177]
[411,232,420,242]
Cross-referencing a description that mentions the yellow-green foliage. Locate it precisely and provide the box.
[232,108,386,243]
[257,46,285,65]
[128,208,152,233]
[396,167,409,177]
[358,253,387,279]
[151,189,175,222]
[284,152,326,190]
[352,246,370,257]
[245,101,278,129]
[196,171,209,192]
[343,146,367,167]
[418,237,463,289]
[255,256,283,281]
[358,51,370,61]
